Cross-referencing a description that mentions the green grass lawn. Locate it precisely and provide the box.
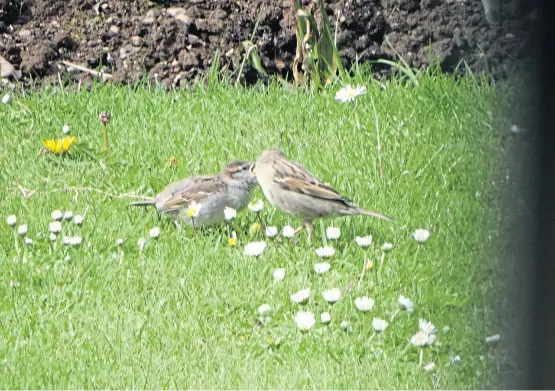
[0,74,510,389]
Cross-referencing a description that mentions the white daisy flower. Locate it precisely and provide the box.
[9,280,20,287]
[17,224,28,236]
[265,226,278,238]
[24,237,33,245]
[355,235,372,247]
[290,288,310,304]
[315,246,335,257]
[248,200,264,212]
[326,226,340,240]
[485,334,500,343]
[49,221,62,234]
[335,84,367,103]
[6,215,17,227]
[340,320,350,330]
[70,236,82,246]
[186,201,202,218]
[354,296,374,312]
[244,241,267,257]
[314,262,331,274]
[413,228,430,243]
[321,312,332,324]
[137,238,146,252]
[382,242,393,251]
[51,210,63,221]
[116,238,125,246]
[419,319,437,335]
[273,268,285,282]
[2,93,11,104]
[322,288,341,303]
[282,225,295,238]
[149,227,161,239]
[74,215,84,225]
[62,236,82,246]
[423,362,436,372]
[294,311,315,331]
[258,304,271,315]
[63,211,74,221]
[49,232,57,241]
[223,206,236,221]
[372,317,389,332]
[399,295,414,312]
[411,331,434,346]
[62,124,71,134]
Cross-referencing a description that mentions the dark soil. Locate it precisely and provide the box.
[0,0,539,88]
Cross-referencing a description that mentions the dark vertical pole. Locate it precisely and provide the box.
[532,1,555,388]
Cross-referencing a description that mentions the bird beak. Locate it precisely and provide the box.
[250,163,256,176]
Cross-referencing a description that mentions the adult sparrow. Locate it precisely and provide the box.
[253,149,394,239]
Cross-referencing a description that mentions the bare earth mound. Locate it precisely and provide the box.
[0,0,538,88]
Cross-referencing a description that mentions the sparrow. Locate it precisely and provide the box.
[253,149,394,239]
[131,160,258,227]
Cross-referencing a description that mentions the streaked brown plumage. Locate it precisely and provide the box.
[253,149,394,239]
[131,160,258,227]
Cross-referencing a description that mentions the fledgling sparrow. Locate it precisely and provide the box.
[253,149,394,239]
[131,160,258,227]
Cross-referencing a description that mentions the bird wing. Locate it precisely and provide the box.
[157,175,223,213]
[273,155,351,203]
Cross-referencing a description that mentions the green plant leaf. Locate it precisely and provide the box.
[316,0,339,84]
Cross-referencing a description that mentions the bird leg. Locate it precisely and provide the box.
[293,221,315,241]
[304,221,314,242]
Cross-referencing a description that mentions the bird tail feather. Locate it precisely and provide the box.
[130,199,156,207]
[351,207,395,222]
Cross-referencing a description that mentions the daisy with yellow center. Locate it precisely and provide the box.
[335,84,367,103]
[186,201,202,236]
[186,201,202,218]
[42,136,77,154]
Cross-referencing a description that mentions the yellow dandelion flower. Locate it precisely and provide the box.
[365,260,374,270]
[42,136,77,154]
[164,156,179,169]
[228,231,237,246]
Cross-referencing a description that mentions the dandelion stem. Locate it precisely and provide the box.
[192,217,197,236]
[12,230,20,259]
[389,309,401,322]
[11,288,20,324]
[357,254,367,288]
[415,144,445,179]
[401,341,412,356]
[419,348,424,366]
[102,124,109,152]
[256,212,265,230]
[369,97,384,181]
